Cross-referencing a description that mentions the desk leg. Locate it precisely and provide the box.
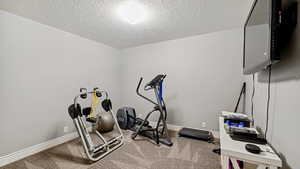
[221,155,230,169]
[231,158,241,169]
[256,165,267,169]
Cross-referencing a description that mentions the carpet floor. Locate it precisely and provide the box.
[1,130,221,169]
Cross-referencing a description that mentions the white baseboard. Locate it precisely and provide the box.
[148,121,183,131]
[0,132,79,167]
[149,121,220,139]
[167,123,184,131]
[211,130,220,139]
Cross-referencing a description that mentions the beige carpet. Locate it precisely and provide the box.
[1,130,221,169]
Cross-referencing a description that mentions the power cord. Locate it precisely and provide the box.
[251,74,255,126]
[265,65,272,139]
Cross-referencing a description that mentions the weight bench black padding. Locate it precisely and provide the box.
[82,107,92,116]
[178,128,213,141]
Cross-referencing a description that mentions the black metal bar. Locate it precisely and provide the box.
[136,77,158,105]
[234,82,246,112]
[131,109,157,139]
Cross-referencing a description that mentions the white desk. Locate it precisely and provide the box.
[219,116,282,169]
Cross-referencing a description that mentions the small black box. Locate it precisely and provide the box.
[179,128,213,141]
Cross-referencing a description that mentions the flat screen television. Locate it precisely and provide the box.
[243,0,281,74]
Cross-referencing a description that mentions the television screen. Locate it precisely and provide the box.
[243,0,281,74]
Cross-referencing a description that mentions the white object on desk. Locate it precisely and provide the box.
[219,113,282,169]
[222,111,249,120]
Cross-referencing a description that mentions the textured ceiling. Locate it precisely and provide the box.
[0,0,253,49]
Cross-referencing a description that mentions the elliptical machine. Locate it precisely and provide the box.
[68,88,124,161]
[131,74,173,146]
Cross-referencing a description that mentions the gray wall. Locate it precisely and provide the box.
[4,2,299,168]
[0,9,245,158]
[244,1,300,168]
[0,10,120,157]
[119,29,245,131]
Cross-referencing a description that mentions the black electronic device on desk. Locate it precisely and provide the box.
[231,135,267,145]
[245,144,261,154]
[228,127,267,145]
[229,127,258,138]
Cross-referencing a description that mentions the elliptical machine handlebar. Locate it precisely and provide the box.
[136,77,158,106]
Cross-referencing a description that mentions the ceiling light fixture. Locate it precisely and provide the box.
[117,0,148,25]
